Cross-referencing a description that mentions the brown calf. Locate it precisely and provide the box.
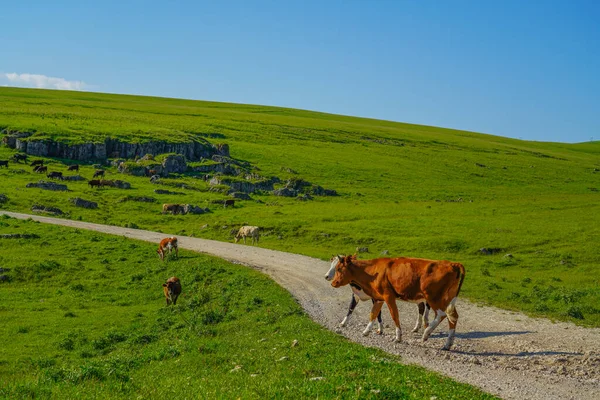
[93,169,105,178]
[88,179,101,188]
[35,166,48,173]
[157,237,178,261]
[330,255,465,350]
[47,171,63,180]
[162,276,182,305]
[67,164,79,171]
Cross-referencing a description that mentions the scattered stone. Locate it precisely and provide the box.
[162,154,187,174]
[154,189,185,195]
[70,197,98,209]
[291,340,298,347]
[118,196,157,203]
[182,204,210,215]
[31,204,64,215]
[0,194,7,204]
[380,250,389,256]
[277,356,289,362]
[113,180,131,189]
[229,365,242,373]
[26,180,68,191]
[310,377,324,381]
[62,175,86,181]
[296,193,313,201]
[504,254,513,258]
[356,247,369,253]
[229,192,252,200]
[0,275,10,282]
[0,233,40,239]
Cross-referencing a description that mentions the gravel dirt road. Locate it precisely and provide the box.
[2,211,599,399]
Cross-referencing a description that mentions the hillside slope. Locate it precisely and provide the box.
[1,87,599,327]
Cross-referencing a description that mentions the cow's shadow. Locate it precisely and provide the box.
[426,330,583,357]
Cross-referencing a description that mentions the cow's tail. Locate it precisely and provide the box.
[446,263,465,322]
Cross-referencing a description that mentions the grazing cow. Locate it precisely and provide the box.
[0,160,8,168]
[157,237,179,261]
[46,171,63,180]
[325,256,430,334]
[88,179,101,188]
[329,255,465,350]
[35,166,48,173]
[162,203,183,215]
[224,199,235,208]
[93,169,105,178]
[30,160,43,167]
[13,153,28,163]
[67,164,79,171]
[234,226,260,245]
[162,276,182,305]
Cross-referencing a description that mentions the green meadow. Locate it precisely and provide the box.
[0,86,599,330]
[0,216,495,399]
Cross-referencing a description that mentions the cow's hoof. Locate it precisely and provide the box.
[362,331,370,337]
[411,327,419,333]
[393,337,402,343]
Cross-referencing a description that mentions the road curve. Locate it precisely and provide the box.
[2,211,599,400]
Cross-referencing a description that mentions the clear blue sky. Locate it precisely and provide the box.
[1,1,599,143]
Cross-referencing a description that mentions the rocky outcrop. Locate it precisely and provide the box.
[26,181,69,191]
[0,194,7,204]
[70,197,98,209]
[3,132,229,162]
[62,175,86,181]
[162,154,187,174]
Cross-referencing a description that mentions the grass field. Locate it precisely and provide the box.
[0,216,496,399]
[0,87,599,329]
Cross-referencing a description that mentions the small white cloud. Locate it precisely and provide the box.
[2,72,89,91]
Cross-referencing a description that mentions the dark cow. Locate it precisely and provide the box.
[13,153,28,163]
[67,164,79,171]
[162,204,183,215]
[35,166,48,173]
[47,171,63,180]
[224,199,235,208]
[329,255,465,350]
[157,237,179,261]
[88,179,101,188]
[162,276,182,305]
[0,160,8,168]
[93,170,105,178]
[30,160,43,167]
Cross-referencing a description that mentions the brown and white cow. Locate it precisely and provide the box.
[162,276,182,305]
[234,226,259,245]
[330,255,465,350]
[157,237,178,261]
[324,256,431,334]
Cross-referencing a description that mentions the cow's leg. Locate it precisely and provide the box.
[384,297,402,342]
[412,302,425,333]
[374,299,384,335]
[340,294,358,327]
[174,246,179,259]
[362,301,384,337]
[422,309,447,342]
[443,298,459,350]
[423,303,430,329]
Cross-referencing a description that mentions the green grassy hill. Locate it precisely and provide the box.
[1,87,599,327]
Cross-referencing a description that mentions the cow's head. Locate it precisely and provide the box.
[324,255,341,281]
[330,254,356,288]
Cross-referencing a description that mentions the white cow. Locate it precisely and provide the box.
[234,226,260,245]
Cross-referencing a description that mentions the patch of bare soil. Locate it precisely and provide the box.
[2,211,599,400]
